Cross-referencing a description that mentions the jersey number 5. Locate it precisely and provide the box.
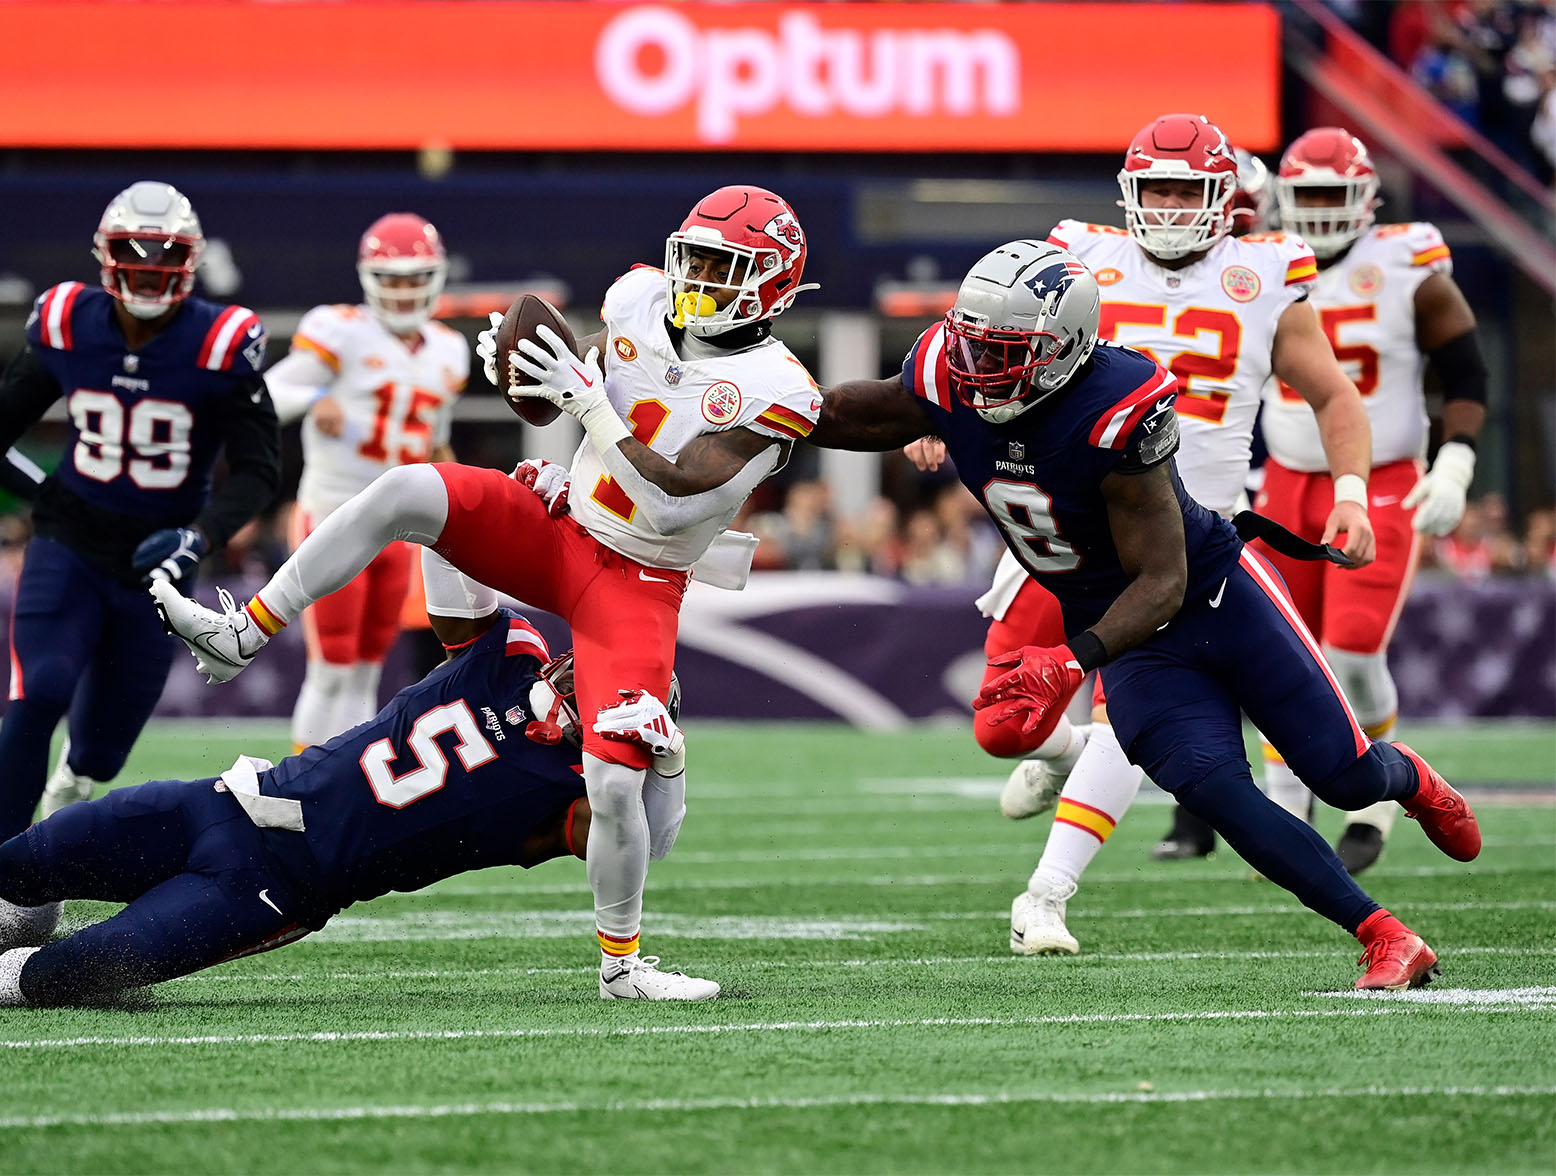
[69,390,193,489]
[359,700,497,808]
[1278,305,1379,400]
[984,479,1082,574]
[590,399,671,522]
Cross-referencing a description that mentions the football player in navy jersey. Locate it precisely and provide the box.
[0,555,692,1007]
[808,240,1480,990]
[0,182,280,838]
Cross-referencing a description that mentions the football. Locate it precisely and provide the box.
[494,295,576,427]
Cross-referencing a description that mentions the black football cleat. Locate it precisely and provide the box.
[1151,809,1216,861]
[1336,823,1386,875]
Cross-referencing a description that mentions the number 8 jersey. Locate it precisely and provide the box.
[1047,220,1317,516]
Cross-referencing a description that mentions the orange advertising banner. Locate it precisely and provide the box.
[2,1,1280,152]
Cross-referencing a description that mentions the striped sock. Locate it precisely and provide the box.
[598,929,640,960]
[1033,724,1142,891]
[245,594,287,637]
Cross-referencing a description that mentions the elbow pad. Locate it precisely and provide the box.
[1426,331,1488,406]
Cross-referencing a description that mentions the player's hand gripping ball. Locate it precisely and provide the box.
[486,296,579,427]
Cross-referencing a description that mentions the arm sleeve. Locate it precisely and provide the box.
[0,345,64,454]
[263,348,335,425]
[193,376,281,549]
[421,546,499,618]
[594,438,781,534]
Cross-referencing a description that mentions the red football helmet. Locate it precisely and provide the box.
[1229,148,1273,236]
[357,213,448,334]
[92,181,205,320]
[664,185,818,337]
[1117,114,1239,260]
[1276,127,1379,258]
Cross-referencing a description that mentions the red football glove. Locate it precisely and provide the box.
[511,458,571,518]
[973,644,1086,736]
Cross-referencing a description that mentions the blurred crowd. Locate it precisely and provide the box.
[1332,0,1556,179]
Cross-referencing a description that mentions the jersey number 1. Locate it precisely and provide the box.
[359,700,497,808]
[590,399,671,522]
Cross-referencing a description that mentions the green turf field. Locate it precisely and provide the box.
[4,719,1554,1174]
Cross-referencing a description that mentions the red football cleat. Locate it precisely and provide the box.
[1355,913,1441,991]
[1393,742,1481,862]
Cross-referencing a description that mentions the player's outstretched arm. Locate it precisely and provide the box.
[1271,300,1376,567]
[1092,462,1189,658]
[1405,273,1485,537]
[809,374,935,452]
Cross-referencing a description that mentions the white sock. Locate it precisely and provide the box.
[0,946,40,1006]
[333,662,384,734]
[1032,718,1090,774]
[291,661,354,748]
[1261,751,1312,824]
[584,753,650,951]
[256,465,448,625]
[644,763,686,862]
[1033,723,1143,891]
[1321,645,1403,838]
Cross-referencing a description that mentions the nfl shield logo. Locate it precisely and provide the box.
[1008,441,1026,461]
[1166,276,1182,289]
[665,365,682,386]
[123,355,139,373]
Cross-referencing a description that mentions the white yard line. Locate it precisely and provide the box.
[0,1003,1546,1055]
[167,944,1556,986]
[0,1082,1551,1131]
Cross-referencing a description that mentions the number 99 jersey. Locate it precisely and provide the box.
[286,303,468,516]
[1046,220,1317,516]
[25,282,267,523]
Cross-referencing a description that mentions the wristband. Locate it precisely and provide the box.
[573,397,631,451]
[1067,630,1109,673]
[1332,474,1368,507]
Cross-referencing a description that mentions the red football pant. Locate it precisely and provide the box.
[975,576,1085,757]
[433,464,686,769]
[291,506,413,666]
[1254,458,1424,655]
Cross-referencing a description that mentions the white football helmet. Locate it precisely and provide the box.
[92,181,205,319]
[1117,114,1240,260]
[945,240,1101,424]
[1276,128,1380,258]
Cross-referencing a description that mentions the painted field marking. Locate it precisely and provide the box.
[1315,985,1556,1007]
[2,1003,1549,1054]
[169,944,1556,986]
[1,1082,1553,1131]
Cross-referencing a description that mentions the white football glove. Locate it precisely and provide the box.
[593,688,684,758]
[509,325,606,415]
[475,311,504,387]
[511,457,571,517]
[1403,441,1476,536]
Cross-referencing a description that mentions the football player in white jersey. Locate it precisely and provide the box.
[910,113,1377,955]
[154,185,820,1000]
[263,213,467,751]
[1258,128,1485,873]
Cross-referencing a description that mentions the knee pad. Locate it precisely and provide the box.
[1322,645,1398,731]
[583,755,647,819]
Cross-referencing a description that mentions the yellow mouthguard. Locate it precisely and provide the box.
[673,291,718,327]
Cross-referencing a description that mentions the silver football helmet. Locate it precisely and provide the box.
[945,240,1101,424]
[92,181,205,319]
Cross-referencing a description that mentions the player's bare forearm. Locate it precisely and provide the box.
[1090,465,1187,657]
[1439,397,1485,443]
[616,426,786,497]
[809,376,934,451]
[1273,301,1371,480]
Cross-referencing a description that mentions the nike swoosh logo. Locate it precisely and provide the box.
[1154,397,1174,413]
[568,363,596,388]
[810,399,823,412]
[638,569,672,583]
[258,889,282,915]
[1208,579,1227,609]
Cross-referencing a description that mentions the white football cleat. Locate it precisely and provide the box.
[150,581,268,683]
[1000,758,1065,820]
[599,954,720,1001]
[0,898,61,948]
[1010,879,1080,955]
[39,738,93,820]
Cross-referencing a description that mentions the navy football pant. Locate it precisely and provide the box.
[1104,549,1420,933]
[0,538,177,841]
[0,778,310,1004]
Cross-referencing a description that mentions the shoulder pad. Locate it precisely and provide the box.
[504,614,551,661]
[745,354,821,441]
[603,266,664,323]
[26,282,90,350]
[901,321,953,411]
[1088,359,1176,450]
[1381,222,1452,272]
[197,304,267,374]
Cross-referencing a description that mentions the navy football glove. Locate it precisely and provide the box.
[132,526,207,586]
